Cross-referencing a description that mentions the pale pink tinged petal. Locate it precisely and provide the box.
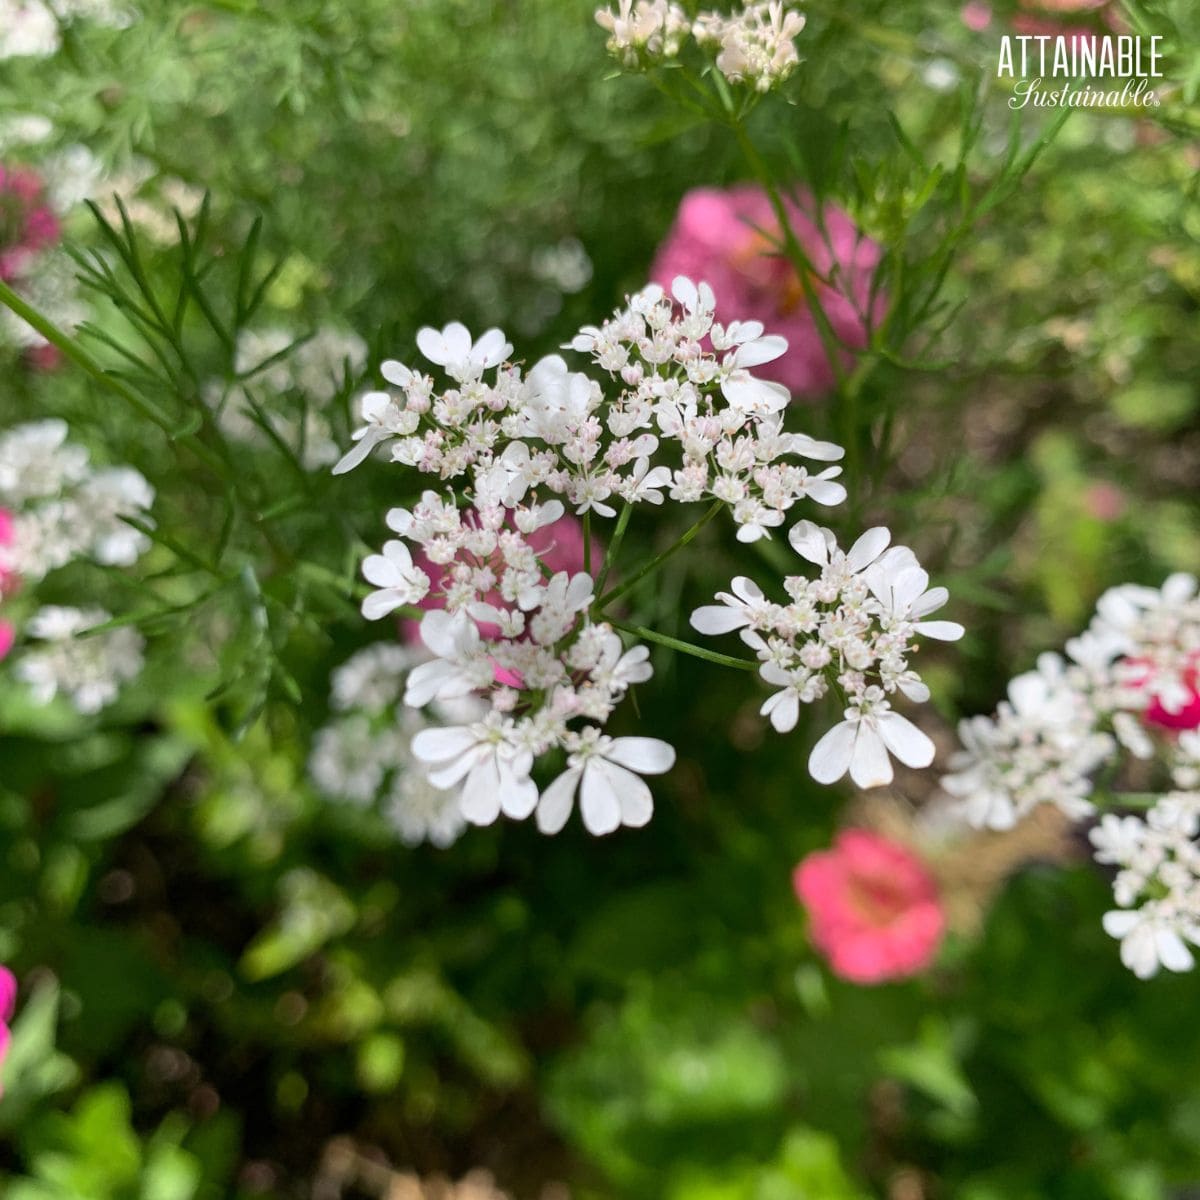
[808,720,857,784]
[877,711,935,769]
[379,359,412,386]
[579,761,622,836]
[846,526,891,572]
[762,688,799,733]
[536,769,581,834]
[361,590,404,620]
[605,736,676,775]
[848,723,894,789]
[914,619,964,642]
[759,662,790,687]
[332,429,383,475]
[461,757,503,825]
[598,760,653,827]
[690,604,750,636]
[411,726,479,766]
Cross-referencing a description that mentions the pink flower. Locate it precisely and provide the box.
[26,342,62,372]
[651,185,884,397]
[793,829,945,984]
[0,621,13,662]
[0,165,60,283]
[0,966,16,1091]
[1127,653,1200,733]
[0,506,18,596]
[960,2,992,31]
[1083,481,1126,523]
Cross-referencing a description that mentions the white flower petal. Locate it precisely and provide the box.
[808,720,856,784]
[876,711,935,768]
[536,769,581,835]
[605,737,676,775]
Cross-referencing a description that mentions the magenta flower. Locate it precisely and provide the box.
[651,184,884,398]
[0,507,16,660]
[0,164,60,283]
[793,829,945,984]
[1127,653,1200,733]
[0,966,16,1090]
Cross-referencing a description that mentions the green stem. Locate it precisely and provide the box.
[609,618,758,672]
[0,278,225,476]
[594,502,632,597]
[595,499,723,613]
[583,510,592,578]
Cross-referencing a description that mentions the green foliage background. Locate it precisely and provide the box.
[2,0,1200,1196]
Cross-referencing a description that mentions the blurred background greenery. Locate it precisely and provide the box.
[2,0,1200,1196]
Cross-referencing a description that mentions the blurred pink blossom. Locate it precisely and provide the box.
[1132,654,1200,733]
[1083,481,1126,523]
[0,165,60,283]
[793,829,945,984]
[651,185,884,398]
[0,508,17,660]
[0,966,16,1090]
[961,2,992,31]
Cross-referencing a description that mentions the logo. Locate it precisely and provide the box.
[997,34,1163,109]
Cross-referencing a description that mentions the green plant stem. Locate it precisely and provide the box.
[583,511,592,577]
[609,618,757,672]
[594,502,632,597]
[0,279,224,475]
[595,499,723,613]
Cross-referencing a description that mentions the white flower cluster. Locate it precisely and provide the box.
[337,277,846,544]
[942,573,1200,978]
[0,0,133,59]
[1090,778,1200,980]
[0,419,154,583]
[362,521,672,836]
[14,606,144,713]
[595,0,805,91]
[207,326,368,471]
[594,0,689,69]
[310,642,478,849]
[333,274,896,834]
[691,522,963,788]
[693,2,806,92]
